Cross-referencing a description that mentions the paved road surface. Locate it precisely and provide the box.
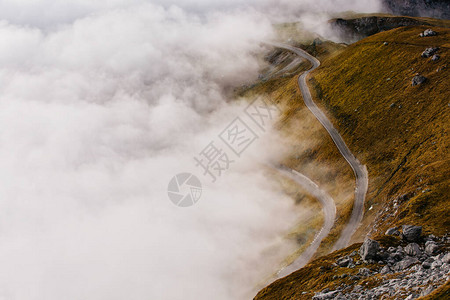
[270,42,369,267]
[274,166,336,278]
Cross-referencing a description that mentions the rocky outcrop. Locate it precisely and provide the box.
[359,239,380,260]
[323,231,450,299]
[330,16,430,43]
[419,29,437,37]
[382,0,450,20]
[402,225,422,242]
[421,47,439,58]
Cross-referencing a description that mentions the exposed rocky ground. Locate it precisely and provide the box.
[313,226,450,299]
[382,0,450,20]
[331,16,431,42]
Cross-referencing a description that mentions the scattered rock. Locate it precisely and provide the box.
[422,257,434,269]
[431,54,440,61]
[316,233,449,300]
[402,225,422,242]
[378,251,390,261]
[391,251,405,261]
[425,242,439,255]
[411,75,427,86]
[422,261,432,269]
[435,64,447,72]
[360,239,380,260]
[337,256,353,267]
[405,243,421,256]
[421,47,439,58]
[431,259,442,269]
[358,268,370,276]
[380,265,391,274]
[394,257,419,271]
[385,227,400,236]
[420,285,435,297]
[312,290,340,299]
[419,29,437,37]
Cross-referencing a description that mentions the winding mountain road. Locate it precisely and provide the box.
[274,166,336,278]
[271,42,369,267]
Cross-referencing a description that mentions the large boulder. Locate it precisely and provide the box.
[419,29,437,37]
[402,225,422,242]
[359,238,380,260]
[412,75,427,86]
[421,47,439,58]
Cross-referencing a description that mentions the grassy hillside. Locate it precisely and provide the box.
[239,41,357,260]
[255,237,400,300]
[254,25,449,299]
[309,25,449,239]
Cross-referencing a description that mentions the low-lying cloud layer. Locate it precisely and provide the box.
[0,1,381,299]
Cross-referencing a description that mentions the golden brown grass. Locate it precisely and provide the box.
[309,25,449,239]
[254,236,418,300]
[239,46,356,259]
[254,25,449,300]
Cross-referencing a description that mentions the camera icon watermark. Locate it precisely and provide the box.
[167,173,202,207]
[167,97,280,207]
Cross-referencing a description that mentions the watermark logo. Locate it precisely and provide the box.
[168,97,280,206]
[167,173,202,207]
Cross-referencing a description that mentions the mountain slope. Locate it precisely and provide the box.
[309,25,449,239]
[382,0,450,20]
[330,15,450,42]
[254,25,449,299]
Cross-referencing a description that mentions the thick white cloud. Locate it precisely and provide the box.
[0,1,382,299]
[0,2,298,300]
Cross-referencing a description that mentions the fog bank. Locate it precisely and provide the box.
[0,1,381,299]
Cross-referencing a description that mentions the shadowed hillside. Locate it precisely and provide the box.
[254,25,449,299]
